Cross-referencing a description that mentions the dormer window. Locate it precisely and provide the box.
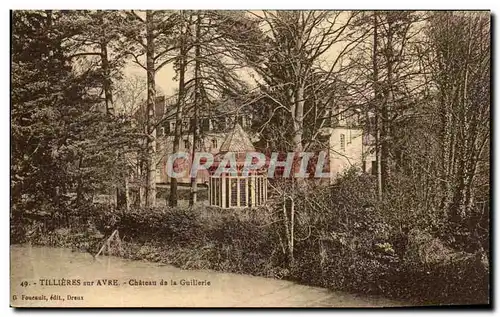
[201,118,211,131]
[158,127,165,137]
[339,111,345,122]
[238,116,246,127]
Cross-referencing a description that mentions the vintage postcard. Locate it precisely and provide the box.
[10,10,490,308]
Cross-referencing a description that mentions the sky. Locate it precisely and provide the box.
[126,61,177,96]
[121,10,352,101]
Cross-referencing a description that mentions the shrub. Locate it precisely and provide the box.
[275,171,489,304]
[15,171,489,305]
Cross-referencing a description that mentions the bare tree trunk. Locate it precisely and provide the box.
[101,41,114,116]
[145,10,157,207]
[293,14,305,156]
[99,32,130,210]
[293,85,305,153]
[373,11,383,201]
[449,19,475,222]
[381,15,394,194]
[430,13,490,234]
[286,14,304,267]
[101,36,129,211]
[169,11,187,207]
[124,177,130,211]
[289,196,295,268]
[139,167,146,207]
[189,13,202,207]
[440,90,453,213]
[433,13,456,215]
[75,157,84,209]
[281,194,295,269]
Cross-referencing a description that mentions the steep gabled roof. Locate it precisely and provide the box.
[219,123,256,153]
[133,96,176,123]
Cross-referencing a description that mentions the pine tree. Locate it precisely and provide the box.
[12,10,139,236]
[122,10,177,207]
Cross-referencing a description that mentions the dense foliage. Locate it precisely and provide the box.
[18,172,488,305]
[11,10,139,238]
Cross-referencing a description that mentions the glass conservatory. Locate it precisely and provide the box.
[208,124,268,208]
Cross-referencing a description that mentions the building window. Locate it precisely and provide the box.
[340,134,346,151]
[339,111,345,122]
[155,168,161,183]
[196,139,203,150]
[201,118,210,131]
[371,161,378,176]
[169,121,176,132]
[209,175,267,209]
[184,139,190,149]
[240,179,247,207]
[231,179,238,207]
[212,139,218,149]
[225,178,230,208]
[158,127,165,137]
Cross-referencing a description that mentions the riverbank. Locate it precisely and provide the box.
[27,207,287,279]
[16,201,489,307]
[11,245,408,307]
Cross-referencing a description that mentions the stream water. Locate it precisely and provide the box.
[10,245,405,307]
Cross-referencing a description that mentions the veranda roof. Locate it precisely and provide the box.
[218,123,256,153]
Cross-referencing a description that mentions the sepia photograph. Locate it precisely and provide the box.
[10,9,491,308]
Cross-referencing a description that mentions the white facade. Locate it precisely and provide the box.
[320,105,376,181]
[323,127,363,179]
[320,123,376,181]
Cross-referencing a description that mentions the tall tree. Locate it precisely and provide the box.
[225,10,366,267]
[123,10,177,207]
[11,10,137,234]
[427,12,490,236]
[348,11,425,197]
[64,10,132,209]
[373,11,383,200]
[188,14,202,207]
[167,10,254,206]
[12,10,76,218]
[168,11,189,207]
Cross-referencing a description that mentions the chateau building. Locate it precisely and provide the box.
[132,95,375,189]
